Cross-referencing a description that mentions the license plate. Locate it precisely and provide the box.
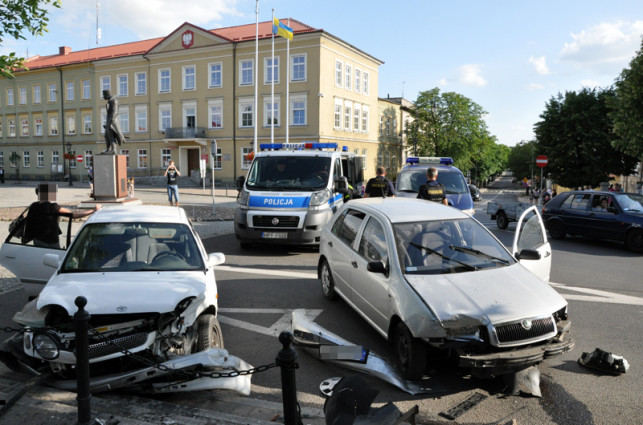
[262,232,288,239]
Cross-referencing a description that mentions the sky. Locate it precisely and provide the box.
[3,0,643,147]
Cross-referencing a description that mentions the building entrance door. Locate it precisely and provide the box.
[187,148,200,177]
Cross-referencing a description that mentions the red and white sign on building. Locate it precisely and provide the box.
[76,155,84,162]
[536,155,548,168]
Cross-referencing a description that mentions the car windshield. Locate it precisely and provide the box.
[61,222,204,272]
[614,193,643,213]
[246,156,331,190]
[396,168,468,194]
[394,218,515,275]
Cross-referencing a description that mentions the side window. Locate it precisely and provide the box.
[570,194,591,210]
[516,211,545,252]
[359,217,388,264]
[591,195,613,211]
[560,194,574,209]
[334,209,365,247]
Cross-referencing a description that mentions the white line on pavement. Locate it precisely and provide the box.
[550,282,643,306]
[215,265,316,279]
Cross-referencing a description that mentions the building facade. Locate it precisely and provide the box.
[0,20,383,184]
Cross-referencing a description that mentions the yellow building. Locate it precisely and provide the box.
[0,20,384,185]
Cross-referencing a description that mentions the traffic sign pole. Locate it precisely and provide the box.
[536,155,548,194]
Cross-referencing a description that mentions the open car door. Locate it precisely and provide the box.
[512,206,552,283]
[0,212,73,297]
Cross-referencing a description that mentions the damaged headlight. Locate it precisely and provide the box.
[33,332,61,360]
[446,326,482,341]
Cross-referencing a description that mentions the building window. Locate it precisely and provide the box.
[159,104,172,132]
[82,80,91,99]
[82,113,92,134]
[208,100,223,128]
[37,150,44,168]
[213,146,222,169]
[159,69,171,93]
[239,99,254,128]
[119,108,129,133]
[100,111,106,134]
[0,152,3,167]
[21,119,29,136]
[241,147,252,169]
[0,120,3,137]
[291,54,306,81]
[23,151,30,167]
[8,119,16,137]
[100,76,111,92]
[135,105,147,132]
[334,101,342,129]
[19,87,27,104]
[135,72,146,95]
[85,151,93,168]
[240,60,254,86]
[290,94,307,126]
[362,149,367,169]
[345,65,351,90]
[362,107,369,132]
[209,62,222,88]
[66,81,74,101]
[264,98,280,126]
[69,150,77,168]
[118,74,128,97]
[10,151,18,167]
[183,65,196,91]
[34,118,43,136]
[354,69,361,93]
[363,72,369,95]
[7,88,14,105]
[49,117,58,135]
[335,61,342,87]
[137,149,148,168]
[264,57,279,84]
[67,116,76,135]
[183,103,196,129]
[161,148,171,168]
[33,85,41,104]
[344,105,351,130]
[48,83,56,102]
[52,150,59,165]
[121,149,130,168]
[354,105,360,131]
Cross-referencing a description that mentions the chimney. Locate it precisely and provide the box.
[59,46,72,55]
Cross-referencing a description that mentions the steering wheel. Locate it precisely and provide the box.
[151,251,186,263]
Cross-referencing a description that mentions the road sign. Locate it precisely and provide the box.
[536,155,548,168]
[76,155,84,162]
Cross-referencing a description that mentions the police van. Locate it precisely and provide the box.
[234,142,364,248]
[395,157,475,215]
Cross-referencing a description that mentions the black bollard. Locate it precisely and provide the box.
[276,331,301,425]
[74,296,92,425]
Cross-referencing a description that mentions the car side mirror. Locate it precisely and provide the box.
[236,176,245,191]
[516,249,541,261]
[367,260,388,276]
[43,253,61,269]
[334,176,348,194]
[208,252,225,267]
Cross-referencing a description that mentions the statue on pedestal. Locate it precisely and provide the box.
[102,90,126,154]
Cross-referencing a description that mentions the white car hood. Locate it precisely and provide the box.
[404,264,567,328]
[36,272,209,315]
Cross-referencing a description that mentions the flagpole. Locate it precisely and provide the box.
[286,18,290,144]
[271,9,275,144]
[254,0,259,154]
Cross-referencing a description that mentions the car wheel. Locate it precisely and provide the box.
[195,314,224,351]
[496,211,508,229]
[625,229,643,253]
[393,322,426,381]
[547,220,566,239]
[320,259,338,300]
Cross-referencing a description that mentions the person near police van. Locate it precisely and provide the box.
[363,166,395,198]
[164,160,181,207]
[417,166,448,205]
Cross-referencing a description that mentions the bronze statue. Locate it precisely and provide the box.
[102,90,126,154]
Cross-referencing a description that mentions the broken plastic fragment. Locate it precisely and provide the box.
[578,348,629,374]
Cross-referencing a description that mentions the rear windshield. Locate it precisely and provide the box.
[397,168,468,194]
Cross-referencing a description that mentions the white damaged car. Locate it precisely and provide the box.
[1,206,252,394]
[316,198,573,380]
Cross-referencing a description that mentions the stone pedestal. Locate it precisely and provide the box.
[94,154,128,200]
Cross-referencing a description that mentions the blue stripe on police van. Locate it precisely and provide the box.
[327,193,343,205]
[249,196,311,208]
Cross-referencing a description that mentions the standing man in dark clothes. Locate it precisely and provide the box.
[417,167,449,205]
[363,166,395,198]
[165,160,181,206]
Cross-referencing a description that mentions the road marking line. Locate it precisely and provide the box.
[216,265,316,279]
[218,309,322,336]
[551,282,643,306]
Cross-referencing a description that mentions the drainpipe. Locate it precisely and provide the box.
[58,67,67,178]
[233,42,237,181]
[144,54,152,177]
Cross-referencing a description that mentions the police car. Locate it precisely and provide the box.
[234,142,364,248]
[395,157,475,215]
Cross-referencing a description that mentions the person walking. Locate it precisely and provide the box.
[165,160,181,206]
[417,166,448,205]
[363,166,395,198]
[0,166,4,183]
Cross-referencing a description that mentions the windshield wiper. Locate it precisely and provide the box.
[449,245,510,265]
[409,242,477,271]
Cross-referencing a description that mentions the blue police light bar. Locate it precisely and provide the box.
[260,142,338,151]
[406,156,454,165]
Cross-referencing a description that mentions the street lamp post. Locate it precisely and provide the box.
[66,142,73,186]
[210,139,217,214]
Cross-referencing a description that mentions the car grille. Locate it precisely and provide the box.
[495,317,555,344]
[88,332,148,359]
[252,215,300,228]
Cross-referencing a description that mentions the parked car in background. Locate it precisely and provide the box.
[318,198,572,380]
[542,191,643,253]
[468,184,481,202]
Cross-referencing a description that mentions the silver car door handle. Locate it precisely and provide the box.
[351,261,358,268]
[328,241,333,248]
[3,255,16,259]
[544,251,551,257]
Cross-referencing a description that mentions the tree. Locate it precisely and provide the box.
[611,37,643,159]
[534,88,638,188]
[378,106,403,179]
[1,0,61,79]
[507,140,536,183]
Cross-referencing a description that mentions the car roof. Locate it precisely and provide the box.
[564,190,639,196]
[400,163,461,173]
[85,205,190,225]
[346,198,468,223]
